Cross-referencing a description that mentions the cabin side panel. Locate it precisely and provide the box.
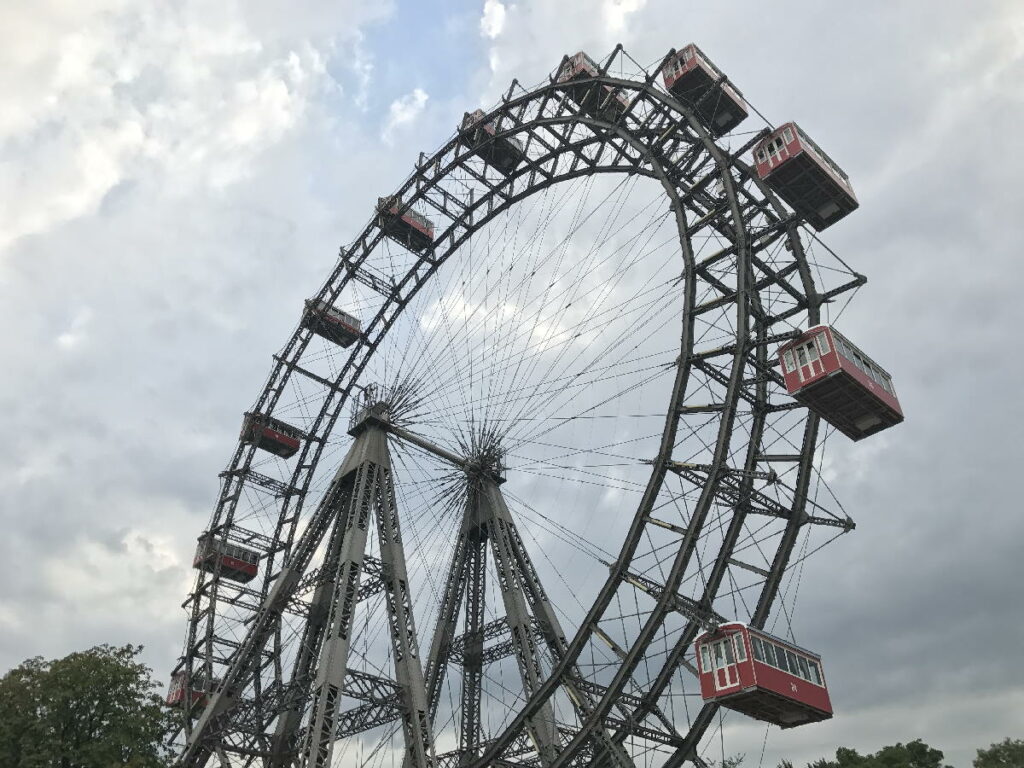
[751,661,832,714]
[835,351,903,415]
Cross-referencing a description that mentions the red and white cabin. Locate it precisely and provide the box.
[460,109,526,175]
[240,412,303,459]
[696,623,832,729]
[193,533,260,584]
[753,123,858,230]
[165,671,218,709]
[556,51,632,119]
[303,298,362,347]
[377,196,435,252]
[662,44,748,137]
[779,325,903,441]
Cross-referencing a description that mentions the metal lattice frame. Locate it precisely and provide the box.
[172,45,863,768]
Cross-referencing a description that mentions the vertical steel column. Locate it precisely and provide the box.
[408,493,480,768]
[459,525,488,763]
[181,433,378,768]
[483,482,635,768]
[375,447,435,768]
[270,473,359,765]
[421,519,472,717]
[481,485,561,766]
[296,451,377,768]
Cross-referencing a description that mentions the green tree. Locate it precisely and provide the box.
[974,738,1024,768]
[803,741,952,768]
[0,644,174,768]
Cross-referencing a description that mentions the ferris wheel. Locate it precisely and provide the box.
[168,44,903,768]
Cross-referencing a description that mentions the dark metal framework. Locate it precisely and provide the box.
[171,46,863,768]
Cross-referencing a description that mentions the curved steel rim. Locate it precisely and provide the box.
[179,47,833,768]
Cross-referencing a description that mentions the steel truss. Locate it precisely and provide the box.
[172,45,864,768]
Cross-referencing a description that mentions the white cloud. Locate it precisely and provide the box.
[0,1,355,255]
[55,307,93,350]
[382,87,429,144]
[347,31,376,111]
[480,0,508,39]
[602,0,646,36]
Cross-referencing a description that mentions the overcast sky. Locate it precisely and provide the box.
[1,1,1022,767]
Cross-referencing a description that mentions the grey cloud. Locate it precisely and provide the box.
[2,2,1022,768]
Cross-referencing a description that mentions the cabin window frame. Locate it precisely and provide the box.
[751,635,765,662]
[833,329,896,393]
[785,650,800,676]
[804,340,819,363]
[337,309,361,330]
[751,638,825,686]
[761,639,776,667]
[779,645,794,674]
[700,645,712,673]
[783,127,794,144]
[815,333,831,356]
[782,349,795,373]
[836,336,851,361]
[770,643,787,672]
[733,634,747,662]
[797,656,812,681]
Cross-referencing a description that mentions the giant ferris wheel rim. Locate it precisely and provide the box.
[177,45,857,768]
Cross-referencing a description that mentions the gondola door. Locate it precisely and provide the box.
[793,338,823,383]
[712,636,738,690]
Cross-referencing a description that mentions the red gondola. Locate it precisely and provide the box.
[460,109,526,175]
[240,412,303,458]
[377,195,435,252]
[303,298,362,347]
[696,623,832,729]
[165,671,218,709]
[753,122,858,230]
[779,325,903,441]
[556,51,631,120]
[193,533,260,583]
[662,44,748,137]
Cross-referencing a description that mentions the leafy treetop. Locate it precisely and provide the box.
[0,643,174,768]
[973,738,1024,768]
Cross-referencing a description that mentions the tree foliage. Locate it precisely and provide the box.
[709,755,745,768]
[0,644,174,768]
[974,738,1024,768]
[798,740,953,768]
